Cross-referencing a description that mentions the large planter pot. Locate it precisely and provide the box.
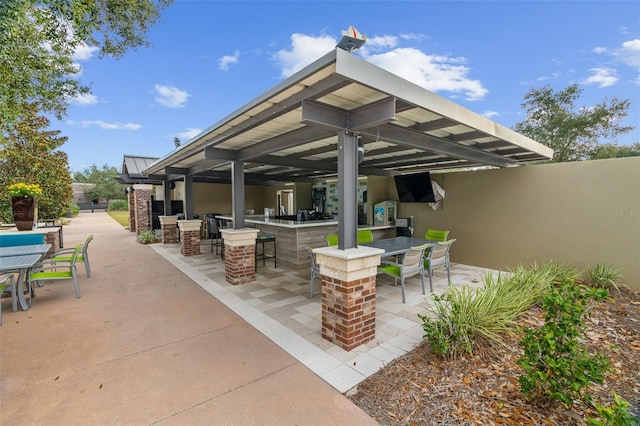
[11,196,38,231]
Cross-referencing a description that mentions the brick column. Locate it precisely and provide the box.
[127,188,136,233]
[220,228,258,285]
[43,230,60,256]
[315,246,383,351]
[133,184,153,233]
[177,220,202,256]
[158,215,178,244]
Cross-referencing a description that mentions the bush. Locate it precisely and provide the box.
[108,199,128,211]
[68,203,80,217]
[518,281,610,407]
[420,264,555,360]
[588,263,621,291]
[137,230,158,244]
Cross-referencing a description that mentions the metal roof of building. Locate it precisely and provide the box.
[116,155,161,184]
[144,48,552,184]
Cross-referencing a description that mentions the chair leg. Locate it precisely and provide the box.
[72,272,81,298]
[446,261,451,283]
[11,277,18,312]
[309,276,314,298]
[400,278,406,303]
[420,272,426,295]
[85,256,91,278]
[428,269,434,293]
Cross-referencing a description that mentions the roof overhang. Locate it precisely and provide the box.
[144,48,553,183]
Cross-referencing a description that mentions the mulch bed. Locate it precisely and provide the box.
[347,285,640,425]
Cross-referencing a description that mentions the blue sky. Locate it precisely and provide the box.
[54,0,640,172]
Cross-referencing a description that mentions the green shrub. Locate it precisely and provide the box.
[588,263,621,291]
[108,199,128,211]
[68,203,80,217]
[517,281,610,407]
[419,264,555,360]
[137,230,158,244]
[587,392,639,426]
[531,261,581,287]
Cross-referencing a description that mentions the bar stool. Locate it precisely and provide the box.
[255,234,276,268]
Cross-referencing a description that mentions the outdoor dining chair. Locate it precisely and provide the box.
[325,234,339,246]
[425,229,450,242]
[51,235,93,278]
[423,239,456,292]
[0,274,16,325]
[357,229,374,244]
[28,244,83,299]
[207,217,223,255]
[378,242,430,303]
[305,246,321,298]
[0,274,17,314]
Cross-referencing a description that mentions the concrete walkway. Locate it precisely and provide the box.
[0,212,377,425]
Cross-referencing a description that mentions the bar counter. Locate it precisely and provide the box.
[218,215,394,269]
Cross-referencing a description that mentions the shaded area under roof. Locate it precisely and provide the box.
[144,48,553,184]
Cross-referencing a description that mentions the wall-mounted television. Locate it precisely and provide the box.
[394,172,436,203]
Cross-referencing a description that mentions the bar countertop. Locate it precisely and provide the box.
[217,215,393,231]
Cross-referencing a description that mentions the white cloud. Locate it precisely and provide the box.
[70,93,98,106]
[274,33,336,77]
[593,46,607,54]
[176,128,202,141]
[613,39,640,67]
[219,51,240,71]
[72,120,141,130]
[73,43,99,61]
[154,84,190,108]
[364,47,488,101]
[274,32,488,101]
[582,67,618,88]
[482,111,499,119]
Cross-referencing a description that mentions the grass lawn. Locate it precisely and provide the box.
[107,211,129,227]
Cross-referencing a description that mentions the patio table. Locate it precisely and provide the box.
[361,236,437,258]
[0,244,52,257]
[0,253,43,311]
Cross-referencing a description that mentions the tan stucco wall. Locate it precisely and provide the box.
[190,182,266,216]
[397,157,640,289]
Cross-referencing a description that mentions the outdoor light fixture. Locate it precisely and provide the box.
[336,25,367,53]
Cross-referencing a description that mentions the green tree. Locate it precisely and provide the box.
[0,0,172,136]
[0,104,73,221]
[513,84,634,162]
[73,164,124,203]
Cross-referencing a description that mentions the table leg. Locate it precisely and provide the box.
[15,269,30,311]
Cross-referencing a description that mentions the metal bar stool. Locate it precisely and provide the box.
[255,234,276,268]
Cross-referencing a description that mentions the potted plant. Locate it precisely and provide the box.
[8,183,42,231]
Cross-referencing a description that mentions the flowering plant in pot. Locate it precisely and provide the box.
[8,183,42,230]
[8,183,43,197]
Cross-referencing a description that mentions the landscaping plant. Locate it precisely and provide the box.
[517,280,610,407]
[420,264,555,360]
[136,230,158,244]
[588,263,622,291]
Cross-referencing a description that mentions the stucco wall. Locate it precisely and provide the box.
[398,157,640,289]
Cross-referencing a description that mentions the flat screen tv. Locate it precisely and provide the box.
[394,172,436,203]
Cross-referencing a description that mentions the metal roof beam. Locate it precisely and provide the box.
[361,124,519,168]
[237,126,335,162]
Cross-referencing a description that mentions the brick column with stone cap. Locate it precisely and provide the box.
[220,228,259,285]
[315,246,383,351]
[177,219,202,256]
[127,188,136,233]
[158,215,178,244]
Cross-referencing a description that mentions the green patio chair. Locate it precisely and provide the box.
[325,234,339,246]
[0,275,16,325]
[357,229,373,244]
[423,239,456,292]
[29,244,83,299]
[305,246,321,298]
[0,274,17,314]
[377,242,430,303]
[51,235,94,278]
[425,229,449,242]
